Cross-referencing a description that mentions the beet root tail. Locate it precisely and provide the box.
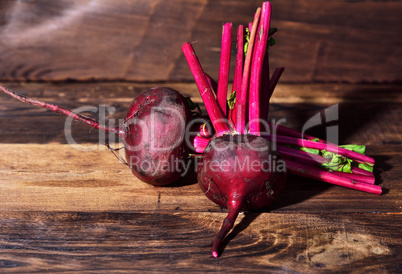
[212,201,243,258]
[0,85,124,137]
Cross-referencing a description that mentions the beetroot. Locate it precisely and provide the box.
[124,87,192,185]
[182,2,288,257]
[183,1,379,257]
[198,135,286,210]
[198,134,286,257]
[0,85,192,186]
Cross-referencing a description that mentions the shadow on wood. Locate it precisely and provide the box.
[218,212,261,256]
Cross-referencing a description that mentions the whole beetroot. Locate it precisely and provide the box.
[124,87,192,185]
[197,134,287,257]
[0,85,192,186]
[185,1,380,258]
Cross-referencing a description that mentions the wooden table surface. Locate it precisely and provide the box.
[0,82,401,272]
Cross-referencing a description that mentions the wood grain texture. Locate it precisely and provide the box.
[0,142,400,214]
[0,82,401,271]
[0,212,400,272]
[0,0,401,83]
[1,82,401,144]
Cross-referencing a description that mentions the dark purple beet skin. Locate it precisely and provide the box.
[0,85,192,186]
[124,87,192,186]
[197,134,287,257]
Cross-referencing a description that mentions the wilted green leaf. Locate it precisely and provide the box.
[227,90,236,110]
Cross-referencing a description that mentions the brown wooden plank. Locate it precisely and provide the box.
[1,82,401,144]
[0,0,401,83]
[0,143,399,214]
[0,211,400,272]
